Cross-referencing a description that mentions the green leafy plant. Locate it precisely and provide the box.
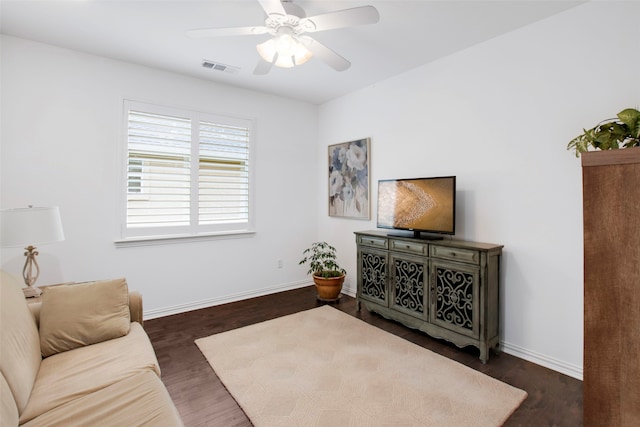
[299,241,346,278]
[567,108,640,157]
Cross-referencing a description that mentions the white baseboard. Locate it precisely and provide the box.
[501,341,583,380]
[342,285,356,297]
[143,279,311,320]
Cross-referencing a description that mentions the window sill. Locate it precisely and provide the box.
[114,230,256,248]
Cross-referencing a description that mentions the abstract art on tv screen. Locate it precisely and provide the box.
[328,138,370,219]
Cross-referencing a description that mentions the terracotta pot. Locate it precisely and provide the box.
[312,274,345,301]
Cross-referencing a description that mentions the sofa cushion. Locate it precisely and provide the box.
[0,270,42,415]
[28,289,144,328]
[22,370,183,427]
[1,372,19,426]
[39,278,131,357]
[19,322,160,424]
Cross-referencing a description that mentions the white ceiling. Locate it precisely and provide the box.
[0,0,583,105]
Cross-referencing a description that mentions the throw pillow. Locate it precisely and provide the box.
[39,278,131,357]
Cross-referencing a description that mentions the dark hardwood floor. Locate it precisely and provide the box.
[145,286,582,426]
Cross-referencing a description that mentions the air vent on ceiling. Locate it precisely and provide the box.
[202,60,240,74]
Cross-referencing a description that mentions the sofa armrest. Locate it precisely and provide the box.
[29,291,144,328]
[129,291,143,326]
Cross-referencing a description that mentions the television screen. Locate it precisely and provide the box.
[377,176,456,238]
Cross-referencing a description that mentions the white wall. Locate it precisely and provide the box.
[2,1,638,380]
[317,1,640,379]
[1,36,319,316]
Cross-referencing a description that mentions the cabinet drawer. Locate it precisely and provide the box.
[430,245,480,265]
[357,235,388,249]
[390,239,428,256]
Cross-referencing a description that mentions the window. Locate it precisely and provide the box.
[127,159,143,194]
[121,101,253,241]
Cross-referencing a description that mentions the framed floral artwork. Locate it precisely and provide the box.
[328,138,370,219]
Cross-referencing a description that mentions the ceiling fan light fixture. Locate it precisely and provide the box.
[188,1,380,75]
[256,34,312,68]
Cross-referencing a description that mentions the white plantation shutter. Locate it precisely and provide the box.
[127,110,191,228]
[199,121,250,225]
[122,101,253,239]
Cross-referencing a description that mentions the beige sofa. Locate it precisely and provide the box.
[0,271,184,426]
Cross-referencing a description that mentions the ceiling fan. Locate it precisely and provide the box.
[187,0,380,75]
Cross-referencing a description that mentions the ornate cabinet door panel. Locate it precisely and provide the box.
[390,254,427,319]
[358,248,389,307]
[429,260,480,339]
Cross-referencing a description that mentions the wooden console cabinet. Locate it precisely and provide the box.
[355,230,503,363]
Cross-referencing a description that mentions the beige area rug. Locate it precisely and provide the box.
[195,306,527,427]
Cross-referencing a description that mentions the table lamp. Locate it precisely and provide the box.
[1,206,65,297]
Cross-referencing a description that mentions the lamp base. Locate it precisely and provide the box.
[23,286,42,298]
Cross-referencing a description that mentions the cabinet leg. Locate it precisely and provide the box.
[479,342,499,363]
[356,299,361,311]
[479,345,488,364]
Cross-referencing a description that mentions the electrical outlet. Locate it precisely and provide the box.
[277,259,283,269]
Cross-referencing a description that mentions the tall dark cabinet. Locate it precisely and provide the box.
[582,147,640,426]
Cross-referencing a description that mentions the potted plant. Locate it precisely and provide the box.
[299,241,347,301]
[567,107,640,157]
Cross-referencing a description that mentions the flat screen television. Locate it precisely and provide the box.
[376,176,456,240]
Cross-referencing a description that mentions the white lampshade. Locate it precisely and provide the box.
[1,206,65,248]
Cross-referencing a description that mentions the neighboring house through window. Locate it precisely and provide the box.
[120,100,254,241]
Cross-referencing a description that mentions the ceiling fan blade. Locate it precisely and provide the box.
[253,57,275,75]
[302,6,379,33]
[304,38,350,71]
[186,26,269,38]
[257,0,286,16]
